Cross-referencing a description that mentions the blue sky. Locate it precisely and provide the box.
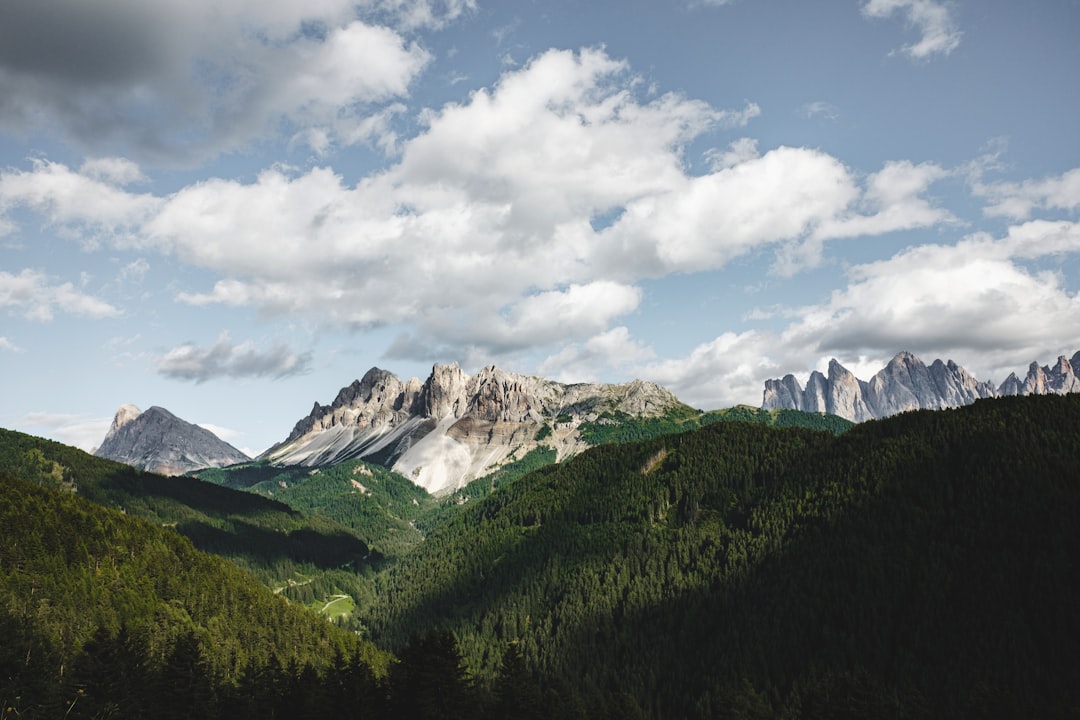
[2,0,1079,456]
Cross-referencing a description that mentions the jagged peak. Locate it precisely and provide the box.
[764,349,1080,423]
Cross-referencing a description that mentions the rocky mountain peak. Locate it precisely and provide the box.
[263,364,689,494]
[764,349,1079,422]
[420,363,470,419]
[95,405,250,475]
[102,403,142,445]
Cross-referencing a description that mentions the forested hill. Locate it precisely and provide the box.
[0,469,391,718]
[0,428,377,592]
[364,394,1080,718]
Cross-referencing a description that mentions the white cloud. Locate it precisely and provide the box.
[705,137,760,171]
[800,101,840,121]
[19,412,112,453]
[79,157,147,186]
[0,269,120,321]
[156,331,312,383]
[538,326,655,383]
[0,158,160,247]
[118,258,150,284]
[634,218,1080,409]
[0,47,968,369]
[862,0,962,60]
[812,160,953,240]
[975,167,1080,220]
[598,146,859,277]
[0,0,440,162]
[0,336,22,352]
[642,330,776,410]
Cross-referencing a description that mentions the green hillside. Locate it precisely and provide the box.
[362,394,1080,718]
[0,469,392,718]
[5,396,1077,718]
[0,429,377,617]
[195,458,429,559]
[195,407,850,559]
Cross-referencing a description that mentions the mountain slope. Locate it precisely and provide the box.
[1,427,376,598]
[0,469,390,717]
[95,404,250,474]
[262,363,689,494]
[763,349,1080,421]
[362,394,1080,717]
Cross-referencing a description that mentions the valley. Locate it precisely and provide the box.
[3,392,1079,717]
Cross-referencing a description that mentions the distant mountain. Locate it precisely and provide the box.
[261,363,688,494]
[762,350,1080,422]
[95,404,250,475]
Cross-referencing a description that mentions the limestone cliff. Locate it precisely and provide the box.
[262,364,687,494]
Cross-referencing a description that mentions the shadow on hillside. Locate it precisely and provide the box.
[178,519,378,570]
[101,466,298,517]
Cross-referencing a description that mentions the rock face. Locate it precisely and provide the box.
[95,405,251,475]
[262,364,687,494]
[763,350,1080,422]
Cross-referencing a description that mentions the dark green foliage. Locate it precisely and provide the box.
[0,467,394,717]
[386,629,476,720]
[578,405,852,446]
[701,404,856,435]
[0,428,379,608]
[196,458,429,559]
[4,394,1080,718]
[362,395,1080,718]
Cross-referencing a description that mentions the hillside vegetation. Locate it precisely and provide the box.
[3,396,1077,718]
[0,429,378,624]
[0,469,393,718]
[363,395,1080,718]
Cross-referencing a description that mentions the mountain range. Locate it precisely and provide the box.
[93,349,1080,485]
[95,404,250,475]
[762,350,1080,422]
[259,363,685,494]
[5,383,1080,717]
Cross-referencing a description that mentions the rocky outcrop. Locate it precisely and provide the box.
[95,405,250,475]
[262,363,687,494]
[763,350,1080,422]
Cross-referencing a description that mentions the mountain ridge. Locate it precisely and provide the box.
[763,349,1080,421]
[262,363,688,494]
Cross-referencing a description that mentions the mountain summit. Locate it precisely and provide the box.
[261,363,687,494]
[95,405,251,475]
[762,350,1080,422]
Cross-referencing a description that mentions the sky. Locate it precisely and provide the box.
[2,0,1079,457]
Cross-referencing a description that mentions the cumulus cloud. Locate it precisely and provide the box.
[157,332,312,382]
[0,158,160,247]
[0,0,440,163]
[634,218,1080,409]
[862,0,962,60]
[0,269,120,321]
[0,47,966,368]
[0,336,22,352]
[538,326,656,383]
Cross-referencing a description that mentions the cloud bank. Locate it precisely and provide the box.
[157,332,312,382]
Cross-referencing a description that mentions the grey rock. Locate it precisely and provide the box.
[764,349,1080,423]
[95,405,250,475]
[262,363,687,494]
